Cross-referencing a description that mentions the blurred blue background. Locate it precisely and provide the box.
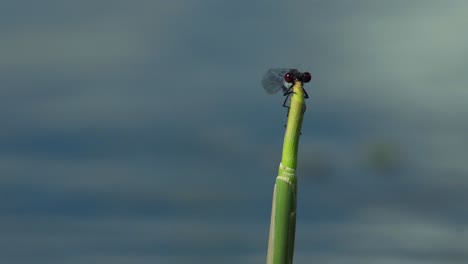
[1,0,467,263]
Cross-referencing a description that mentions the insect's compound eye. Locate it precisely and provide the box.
[302,72,311,83]
[284,72,295,83]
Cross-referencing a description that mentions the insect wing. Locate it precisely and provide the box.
[261,68,292,94]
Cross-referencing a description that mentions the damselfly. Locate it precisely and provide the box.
[261,68,311,111]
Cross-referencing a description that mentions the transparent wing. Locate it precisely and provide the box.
[261,68,295,94]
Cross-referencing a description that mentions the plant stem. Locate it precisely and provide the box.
[267,81,306,264]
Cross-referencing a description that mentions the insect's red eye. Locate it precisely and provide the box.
[302,72,311,83]
[284,72,294,83]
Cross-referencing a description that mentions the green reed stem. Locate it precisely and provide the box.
[267,80,306,264]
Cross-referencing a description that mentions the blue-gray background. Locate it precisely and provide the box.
[2,0,467,263]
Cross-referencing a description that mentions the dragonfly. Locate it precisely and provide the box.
[261,68,311,113]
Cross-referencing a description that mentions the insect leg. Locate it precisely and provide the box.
[283,86,292,96]
[282,94,292,128]
[282,93,291,108]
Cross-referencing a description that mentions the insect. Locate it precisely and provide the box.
[261,68,311,112]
